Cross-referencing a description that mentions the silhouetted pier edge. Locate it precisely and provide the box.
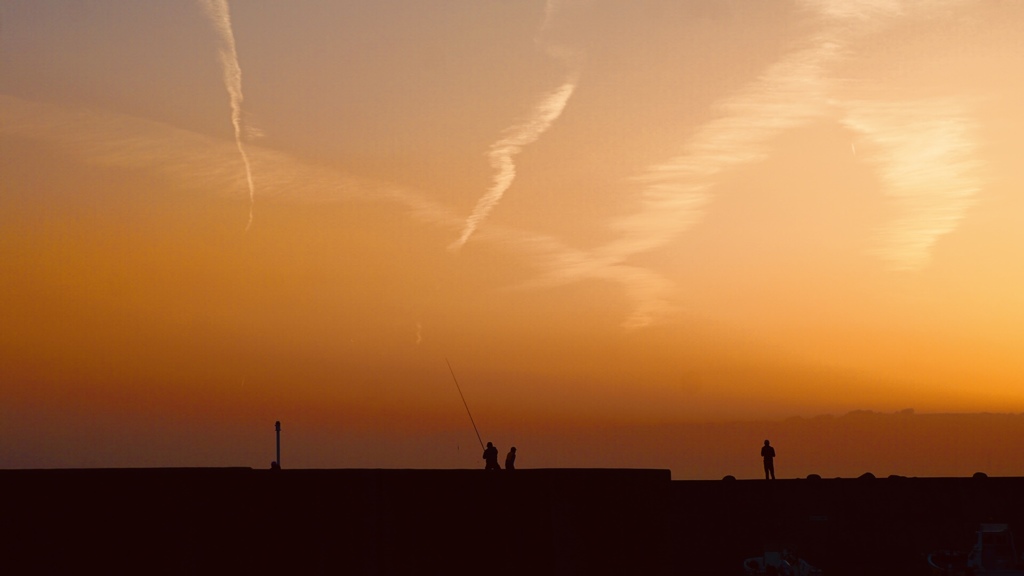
[4,468,1023,575]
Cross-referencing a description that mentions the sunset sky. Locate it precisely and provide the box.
[3,0,1024,478]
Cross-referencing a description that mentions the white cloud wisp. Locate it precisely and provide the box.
[197,0,257,230]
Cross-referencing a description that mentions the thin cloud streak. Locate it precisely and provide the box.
[451,0,583,250]
[197,0,257,230]
[451,78,578,250]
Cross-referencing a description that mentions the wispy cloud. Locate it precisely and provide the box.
[563,0,983,309]
[197,0,257,230]
[512,237,677,329]
[842,99,984,270]
[451,0,583,250]
[451,78,578,250]
[5,0,987,330]
[601,41,838,259]
[0,95,396,211]
[503,36,840,328]
[798,0,905,21]
[0,94,674,329]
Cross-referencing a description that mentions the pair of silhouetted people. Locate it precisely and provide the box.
[483,442,517,471]
[761,439,776,480]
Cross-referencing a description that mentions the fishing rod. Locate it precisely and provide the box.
[446,357,484,450]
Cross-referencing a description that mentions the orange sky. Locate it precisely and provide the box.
[2,1,1024,478]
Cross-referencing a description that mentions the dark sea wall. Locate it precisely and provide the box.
[670,475,1024,576]
[4,469,1024,575]
[1,468,671,576]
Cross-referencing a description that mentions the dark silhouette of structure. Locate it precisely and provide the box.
[275,421,281,468]
[483,441,500,470]
[505,447,516,471]
[1,468,672,575]
[761,439,776,480]
[8,468,1024,575]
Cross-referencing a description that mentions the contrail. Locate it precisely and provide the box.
[451,0,582,250]
[197,0,256,230]
[451,79,577,250]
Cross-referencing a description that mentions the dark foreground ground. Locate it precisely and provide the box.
[2,468,1023,575]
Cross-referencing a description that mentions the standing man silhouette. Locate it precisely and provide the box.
[483,441,501,470]
[505,446,516,471]
[761,440,776,480]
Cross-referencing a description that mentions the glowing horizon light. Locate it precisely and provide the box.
[2,0,1023,476]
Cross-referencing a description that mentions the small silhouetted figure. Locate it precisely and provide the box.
[761,439,776,480]
[483,441,501,470]
[505,447,516,471]
[270,461,280,470]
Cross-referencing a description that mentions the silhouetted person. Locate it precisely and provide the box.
[761,439,776,480]
[483,441,500,470]
[270,461,280,470]
[505,446,516,471]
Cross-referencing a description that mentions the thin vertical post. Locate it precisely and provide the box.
[275,421,281,468]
